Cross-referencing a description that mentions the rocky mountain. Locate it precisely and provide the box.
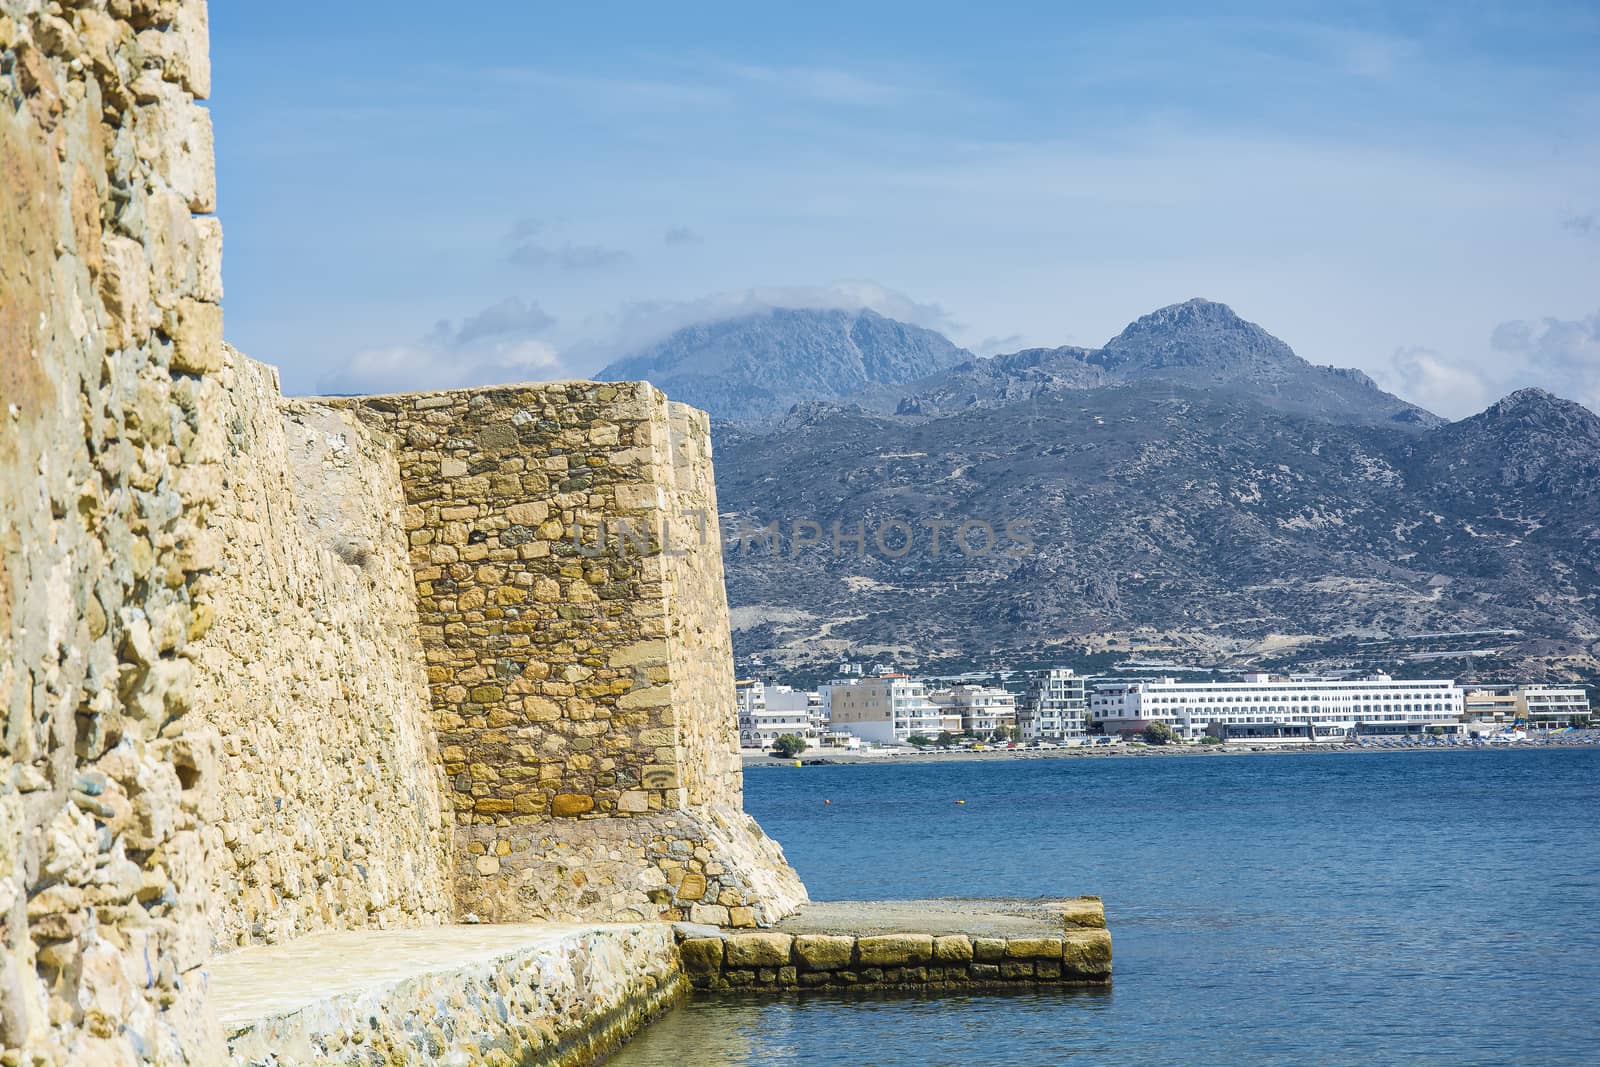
[597,307,970,423]
[895,299,1441,429]
[713,380,1600,684]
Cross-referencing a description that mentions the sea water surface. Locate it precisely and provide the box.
[609,748,1600,1066]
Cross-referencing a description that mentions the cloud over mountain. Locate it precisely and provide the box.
[318,297,568,395]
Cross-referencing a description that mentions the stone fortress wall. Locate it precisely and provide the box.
[327,387,807,928]
[1,1,226,1061]
[193,350,453,949]
[2,3,802,1063]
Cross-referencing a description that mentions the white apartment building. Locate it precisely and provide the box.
[1090,672,1465,741]
[763,685,824,741]
[1018,668,1089,740]
[828,674,944,744]
[736,679,815,750]
[930,684,1017,736]
[1518,685,1591,726]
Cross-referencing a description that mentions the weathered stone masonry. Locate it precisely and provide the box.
[193,350,453,949]
[329,385,807,928]
[1,2,225,1061]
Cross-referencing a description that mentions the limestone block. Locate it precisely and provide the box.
[1061,929,1113,978]
[1057,896,1107,929]
[689,904,729,926]
[793,935,855,971]
[551,794,594,818]
[856,934,934,967]
[613,484,665,511]
[164,298,222,373]
[722,932,793,968]
[98,235,154,350]
[678,937,723,977]
[1004,936,1064,960]
[972,937,1006,963]
[932,935,974,963]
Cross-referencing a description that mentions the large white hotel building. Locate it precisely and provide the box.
[1089,672,1466,741]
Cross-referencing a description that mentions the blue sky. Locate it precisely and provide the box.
[209,1,1600,416]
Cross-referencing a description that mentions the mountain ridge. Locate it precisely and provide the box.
[596,306,971,423]
[714,381,1600,683]
[890,299,1441,429]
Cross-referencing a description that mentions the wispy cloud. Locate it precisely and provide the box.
[320,297,567,395]
[663,225,703,246]
[1562,212,1597,237]
[431,296,554,347]
[508,241,632,270]
[976,333,1027,356]
[1380,346,1492,418]
[1492,310,1600,412]
[504,218,631,271]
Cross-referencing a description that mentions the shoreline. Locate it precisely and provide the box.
[741,736,1600,768]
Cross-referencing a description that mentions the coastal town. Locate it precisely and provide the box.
[736,665,1596,754]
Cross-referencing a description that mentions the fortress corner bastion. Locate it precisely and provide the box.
[320,381,808,929]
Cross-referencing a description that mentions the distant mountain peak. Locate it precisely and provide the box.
[1489,387,1562,412]
[1096,298,1300,375]
[597,306,970,423]
[1474,388,1600,434]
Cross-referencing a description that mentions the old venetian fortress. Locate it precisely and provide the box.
[0,3,1108,1064]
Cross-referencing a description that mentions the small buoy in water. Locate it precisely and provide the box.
[793,760,802,767]
[824,799,831,804]
[955,799,966,805]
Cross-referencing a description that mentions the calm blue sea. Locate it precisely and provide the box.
[609,749,1600,1066]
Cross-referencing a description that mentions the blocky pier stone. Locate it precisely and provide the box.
[675,897,1112,991]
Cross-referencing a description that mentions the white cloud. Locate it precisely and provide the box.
[431,296,554,347]
[320,299,567,395]
[975,333,1027,356]
[1492,310,1600,413]
[1379,346,1493,419]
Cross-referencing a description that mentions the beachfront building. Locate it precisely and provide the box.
[736,679,815,750]
[1517,685,1591,727]
[930,684,1018,737]
[1089,672,1465,742]
[1463,686,1520,725]
[763,684,825,743]
[1017,668,1089,741]
[1462,684,1592,729]
[829,674,945,744]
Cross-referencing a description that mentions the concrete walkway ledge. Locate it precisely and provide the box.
[676,897,1111,992]
[209,923,682,1066]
